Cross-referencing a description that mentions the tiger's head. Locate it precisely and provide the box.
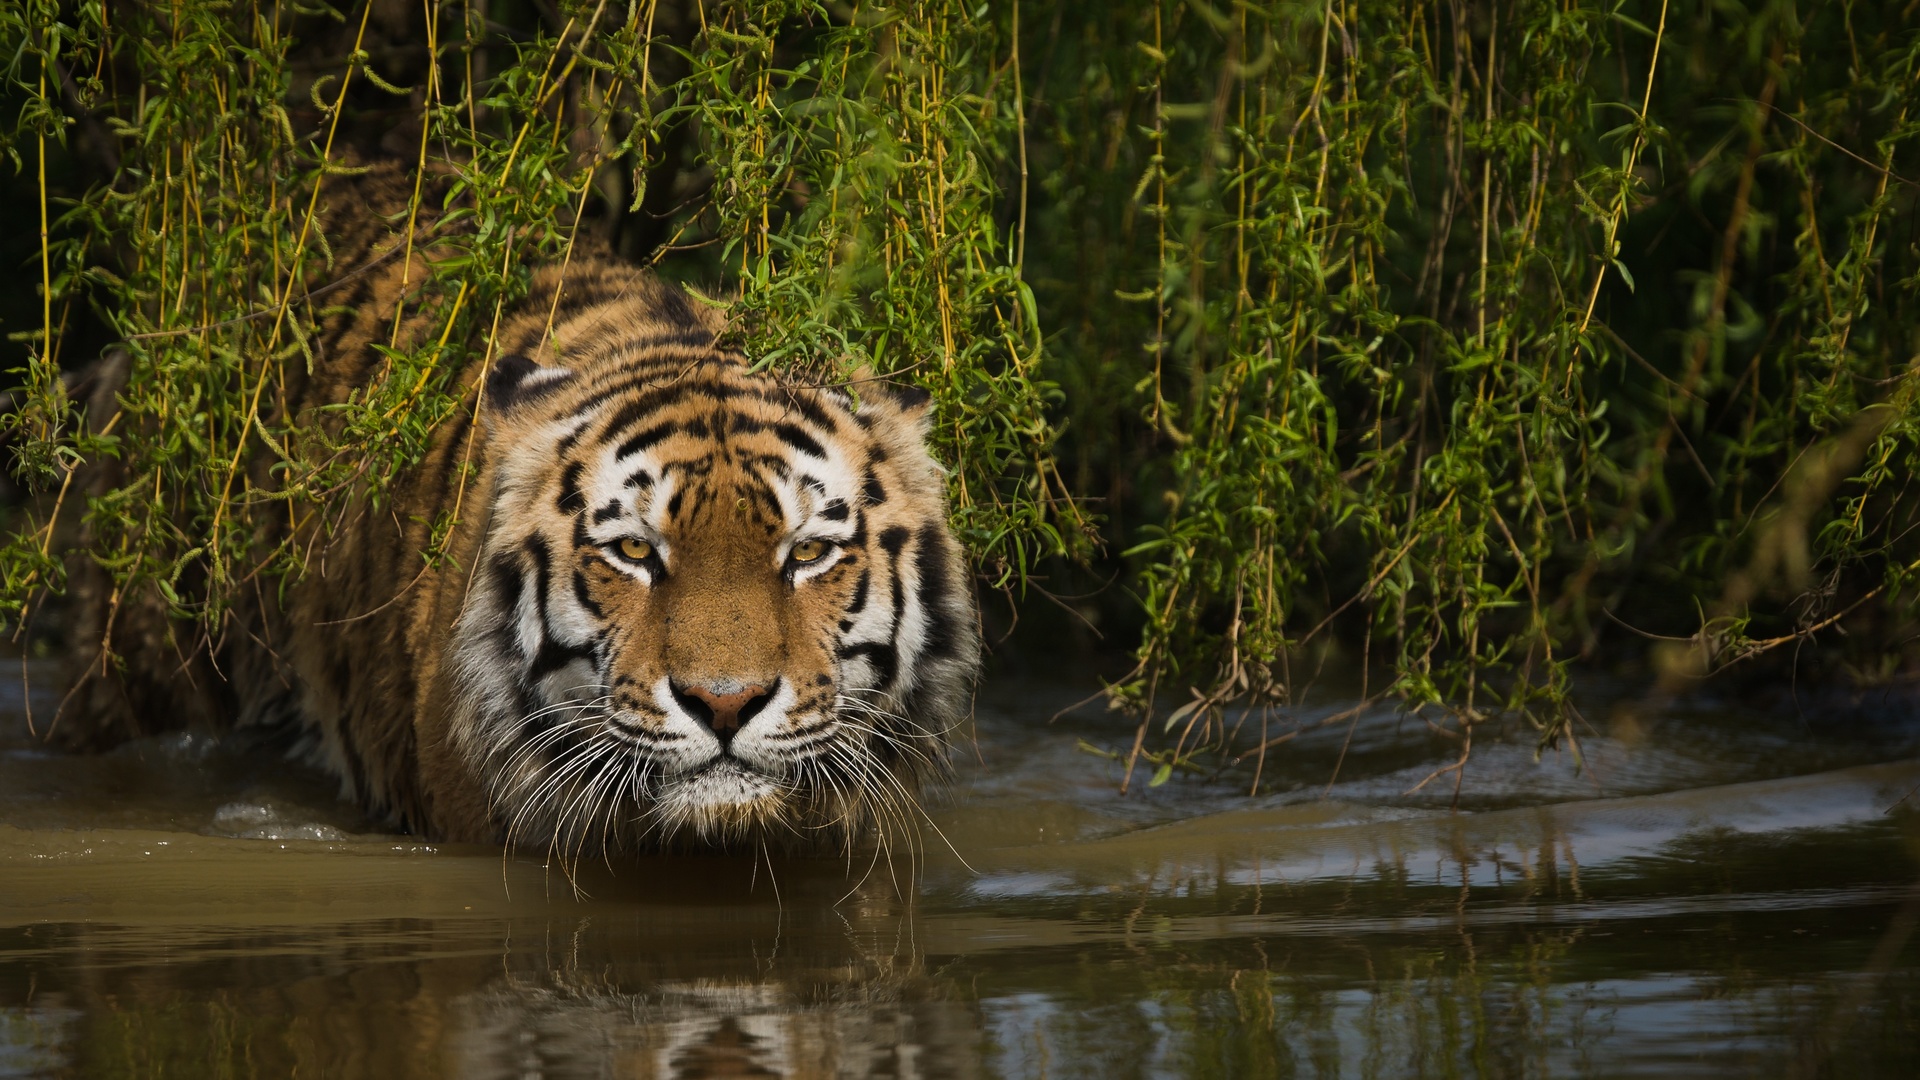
[443,287,979,853]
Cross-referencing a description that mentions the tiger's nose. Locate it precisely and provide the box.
[671,679,775,740]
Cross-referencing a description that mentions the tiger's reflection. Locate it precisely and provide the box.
[450,974,981,1079]
[6,864,987,1079]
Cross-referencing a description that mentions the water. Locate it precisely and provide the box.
[3,665,1918,1078]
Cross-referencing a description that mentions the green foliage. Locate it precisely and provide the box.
[5,0,1920,785]
[1018,0,1920,785]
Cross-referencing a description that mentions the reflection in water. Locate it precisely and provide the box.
[452,976,981,1079]
[3,671,1919,1077]
[3,882,986,1079]
[7,889,1917,1078]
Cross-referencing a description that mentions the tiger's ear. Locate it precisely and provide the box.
[847,367,933,428]
[873,380,931,413]
[487,353,574,412]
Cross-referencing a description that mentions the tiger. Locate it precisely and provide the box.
[57,162,981,854]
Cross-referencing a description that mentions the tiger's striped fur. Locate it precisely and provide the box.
[67,164,981,852]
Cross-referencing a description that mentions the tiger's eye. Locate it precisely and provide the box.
[790,539,829,564]
[618,537,653,562]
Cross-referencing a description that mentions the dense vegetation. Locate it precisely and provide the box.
[5,0,1919,788]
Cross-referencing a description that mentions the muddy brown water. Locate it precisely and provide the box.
[3,665,1918,1079]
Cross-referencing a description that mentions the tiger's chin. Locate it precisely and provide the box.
[652,759,793,842]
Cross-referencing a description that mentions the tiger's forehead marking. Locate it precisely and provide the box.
[552,366,869,544]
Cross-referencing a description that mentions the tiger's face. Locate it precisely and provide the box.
[445,343,977,853]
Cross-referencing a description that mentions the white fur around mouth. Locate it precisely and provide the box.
[669,759,779,809]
